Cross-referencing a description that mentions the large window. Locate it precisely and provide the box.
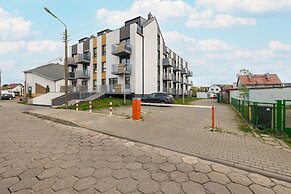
[120,56,130,64]
[93,48,97,57]
[109,78,118,85]
[81,81,87,86]
[102,45,106,55]
[102,79,106,85]
[125,77,130,85]
[102,62,106,72]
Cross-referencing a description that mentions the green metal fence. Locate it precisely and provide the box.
[283,100,291,136]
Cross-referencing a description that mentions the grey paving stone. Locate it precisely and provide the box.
[159,163,176,172]
[176,163,194,173]
[204,182,231,194]
[207,172,231,185]
[182,181,206,194]
[226,182,253,194]
[19,167,44,180]
[273,185,291,194]
[247,173,275,188]
[37,167,61,180]
[194,163,212,173]
[59,160,79,169]
[131,169,151,181]
[31,177,57,192]
[33,189,55,194]
[212,163,232,174]
[109,162,126,170]
[74,177,96,192]
[93,167,112,179]
[56,167,78,179]
[0,177,20,189]
[76,159,95,169]
[75,167,95,178]
[125,162,142,171]
[136,156,151,163]
[0,189,10,194]
[12,189,33,194]
[170,171,189,183]
[112,168,131,180]
[94,177,117,192]
[182,156,198,165]
[143,162,160,172]
[117,178,138,193]
[271,178,291,189]
[9,178,38,192]
[160,181,181,194]
[43,160,62,169]
[151,171,169,182]
[2,166,27,178]
[189,172,210,184]
[137,178,159,194]
[51,177,78,191]
[167,155,183,164]
[151,156,167,164]
[227,172,252,186]
[250,184,276,194]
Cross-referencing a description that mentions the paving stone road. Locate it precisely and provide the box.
[1,107,291,193]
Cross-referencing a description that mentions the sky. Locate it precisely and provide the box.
[1,0,291,87]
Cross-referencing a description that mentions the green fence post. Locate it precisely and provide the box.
[277,100,282,131]
[254,102,257,127]
[273,103,276,130]
[283,100,286,132]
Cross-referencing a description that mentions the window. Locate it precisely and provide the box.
[102,45,106,55]
[102,79,106,85]
[125,77,130,85]
[93,80,97,89]
[81,81,87,86]
[93,64,97,73]
[121,38,130,44]
[72,82,77,87]
[216,88,219,91]
[158,50,160,60]
[102,62,106,72]
[157,34,160,45]
[109,78,118,85]
[93,48,97,57]
[120,57,130,64]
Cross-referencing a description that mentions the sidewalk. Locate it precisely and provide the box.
[1,100,291,183]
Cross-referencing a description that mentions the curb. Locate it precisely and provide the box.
[25,111,291,183]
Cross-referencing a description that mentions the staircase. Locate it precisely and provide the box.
[67,92,105,106]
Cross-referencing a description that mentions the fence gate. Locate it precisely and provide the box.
[283,100,291,136]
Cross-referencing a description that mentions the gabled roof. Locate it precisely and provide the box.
[24,63,64,81]
[238,74,282,86]
[0,83,23,90]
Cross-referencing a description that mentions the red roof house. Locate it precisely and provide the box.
[237,73,283,89]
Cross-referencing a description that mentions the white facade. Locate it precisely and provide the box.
[68,14,193,96]
[208,84,221,98]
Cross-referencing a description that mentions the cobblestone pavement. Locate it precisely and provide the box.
[1,107,291,193]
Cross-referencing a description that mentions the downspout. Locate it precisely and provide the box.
[142,33,144,96]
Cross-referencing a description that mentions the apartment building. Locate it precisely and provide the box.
[68,13,193,97]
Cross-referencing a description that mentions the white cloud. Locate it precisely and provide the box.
[0,60,17,72]
[26,40,63,53]
[197,39,235,51]
[195,0,291,14]
[0,41,26,54]
[0,6,32,40]
[96,0,192,28]
[186,9,256,28]
[268,41,290,51]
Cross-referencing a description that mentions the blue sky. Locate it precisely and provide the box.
[1,0,291,86]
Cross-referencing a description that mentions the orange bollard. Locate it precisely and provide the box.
[212,105,215,129]
[132,98,141,120]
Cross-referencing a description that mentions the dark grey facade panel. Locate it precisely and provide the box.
[120,26,130,40]
[125,16,146,27]
[83,39,90,52]
[72,44,77,55]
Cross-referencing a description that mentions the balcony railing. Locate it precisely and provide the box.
[95,84,131,94]
[186,70,193,77]
[173,75,181,83]
[173,64,181,71]
[162,58,174,67]
[68,58,77,66]
[68,72,77,80]
[76,70,90,79]
[68,53,90,65]
[111,63,131,75]
[163,73,172,81]
[188,80,193,86]
[112,42,132,56]
[181,68,188,75]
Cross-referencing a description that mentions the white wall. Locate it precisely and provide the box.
[25,73,56,93]
[197,92,208,99]
[55,80,65,92]
[143,20,158,94]
[106,29,120,83]
[230,87,291,103]
[33,92,64,106]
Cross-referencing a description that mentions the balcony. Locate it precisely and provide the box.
[112,42,132,56]
[163,74,172,81]
[162,58,174,67]
[68,53,90,65]
[111,63,131,75]
[188,80,193,86]
[186,70,193,77]
[68,72,77,80]
[181,68,188,75]
[95,84,131,94]
[76,70,90,79]
[173,64,181,71]
[173,75,181,83]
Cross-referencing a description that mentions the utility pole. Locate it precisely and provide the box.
[123,64,126,104]
[0,68,2,95]
[44,7,68,108]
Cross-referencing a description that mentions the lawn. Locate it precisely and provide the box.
[174,97,200,105]
[64,98,132,111]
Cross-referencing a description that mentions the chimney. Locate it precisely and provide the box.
[265,73,270,81]
[148,12,153,20]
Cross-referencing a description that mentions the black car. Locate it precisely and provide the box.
[1,93,13,100]
[141,93,174,103]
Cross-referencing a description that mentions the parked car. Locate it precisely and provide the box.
[1,93,14,100]
[1,91,15,98]
[141,93,174,104]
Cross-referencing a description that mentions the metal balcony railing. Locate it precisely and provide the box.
[181,68,188,75]
[111,63,131,75]
[162,58,174,67]
[163,73,172,81]
[76,70,90,79]
[173,64,181,71]
[111,42,132,56]
[95,84,131,94]
[68,72,76,80]
[68,53,90,65]
[186,70,193,77]
[173,75,181,83]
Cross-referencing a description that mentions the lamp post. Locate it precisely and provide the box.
[44,7,68,109]
[123,64,126,104]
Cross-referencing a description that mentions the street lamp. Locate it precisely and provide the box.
[44,7,69,109]
[123,64,127,104]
